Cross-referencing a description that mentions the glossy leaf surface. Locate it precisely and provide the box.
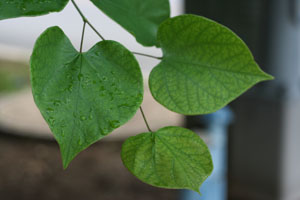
[90,0,170,46]
[0,0,69,20]
[149,14,273,115]
[122,126,213,192]
[31,26,143,168]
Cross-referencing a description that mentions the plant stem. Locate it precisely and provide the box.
[71,0,162,60]
[80,21,86,53]
[140,107,153,132]
[71,0,105,41]
[132,52,162,60]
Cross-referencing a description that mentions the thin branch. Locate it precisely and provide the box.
[80,21,86,53]
[140,107,153,132]
[70,0,86,21]
[132,51,162,60]
[71,0,105,41]
[71,0,164,61]
[86,21,106,41]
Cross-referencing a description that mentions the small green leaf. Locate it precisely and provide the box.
[31,26,143,168]
[0,0,69,20]
[90,0,170,46]
[121,126,213,192]
[149,14,274,115]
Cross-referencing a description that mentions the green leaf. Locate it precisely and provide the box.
[30,26,143,168]
[90,0,170,46]
[121,126,213,192]
[0,0,69,20]
[149,14,274,115]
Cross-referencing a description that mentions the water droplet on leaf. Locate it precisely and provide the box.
[109,120,120,129]
[78,73,84,81]
[48,117,55,126]
[47,107,54,113]
[53,100,61,106]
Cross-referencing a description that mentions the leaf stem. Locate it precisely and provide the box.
[140,107,153,132]
[71,0,162,60]
[71,0,105,41]
[132,52,162,60]
[80,21,86,53]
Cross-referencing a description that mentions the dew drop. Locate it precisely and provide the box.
[53,100,61,106]
[102,128,108,134]
[118,103,130,108]
[109,120,120,129]
[66,74,72,79]
[61,122,66,128]
[80,116,86,121]
[47,107,54,113]
[78,73,84,81]
[48,117,55,126]
[99,128,104,135]
[67,85,73,92]
[99,86,105,91]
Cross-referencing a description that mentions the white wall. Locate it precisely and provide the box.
[0,0,184,74]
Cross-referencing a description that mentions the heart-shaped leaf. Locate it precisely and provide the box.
[90,0,170,46]
[121,126,213,192]
[31,26,143,168]
[0,0,69,20]
[149,14,274,115]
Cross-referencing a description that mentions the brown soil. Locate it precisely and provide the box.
[0,132,179,200]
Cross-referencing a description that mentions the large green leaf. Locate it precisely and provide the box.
[121,126,213,192]
[31,26,143,168]
[90,0,170,46]
[0,0,69,20]
[149,14,274,115]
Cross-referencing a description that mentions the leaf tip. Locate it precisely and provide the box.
[265,73,275,81]
[257,72,274,83]
[62,158,71,170]
[61,148,76,170]
[191,187,202,195]
[256,66,274,81]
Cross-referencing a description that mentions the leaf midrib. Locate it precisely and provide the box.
[65,54,83,166]
[155,134,200,189]
[163,57,267,78]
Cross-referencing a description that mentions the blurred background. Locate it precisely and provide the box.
[0,0,299,200]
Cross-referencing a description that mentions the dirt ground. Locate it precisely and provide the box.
[0,132,179,200]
